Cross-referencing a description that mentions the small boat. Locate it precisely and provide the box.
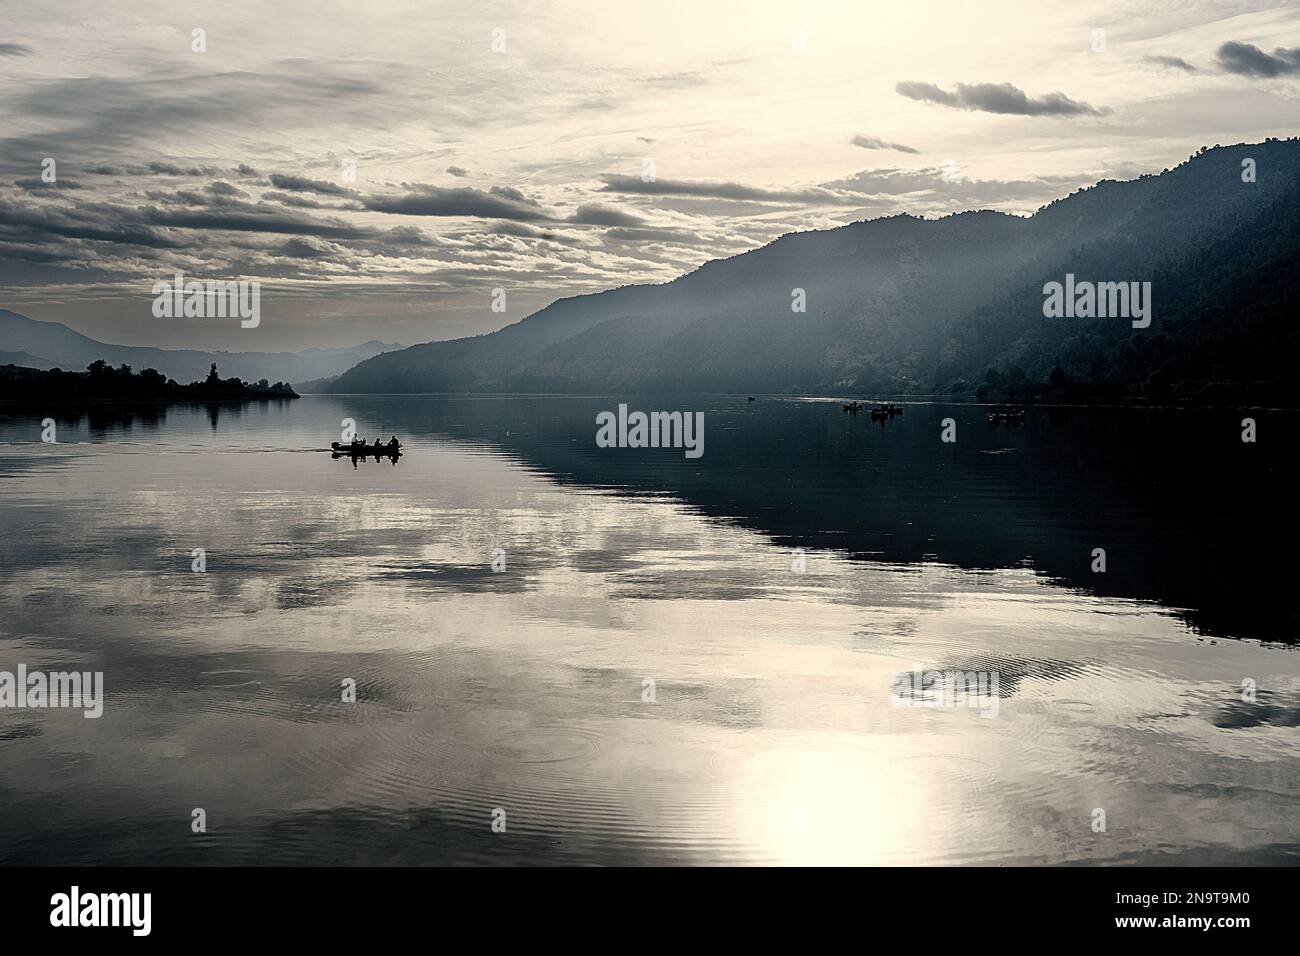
[747,396,755,401]
[842,401,865,413]
[331,440,402,457]
[986,407,1026,424]
[874,403,903,417]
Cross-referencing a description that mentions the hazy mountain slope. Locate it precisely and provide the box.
[936,141,1300,400]
[318,138,1300,396]
[0,350,57,370]
[0,310,399,385]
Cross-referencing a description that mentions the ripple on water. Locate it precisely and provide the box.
[885,752,999,790]
[482,724,603,764]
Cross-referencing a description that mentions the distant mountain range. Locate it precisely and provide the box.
[0,310,399,386]
[326,138,1300,402]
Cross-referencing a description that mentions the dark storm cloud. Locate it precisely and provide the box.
[13,178,82,191]
[0,189,387,256]
[567,203,646,226]
[0,43,33,57]
[268,173,356,196]
[276,237,342,259]
[598,174,838,204]
[363,184,548,221]
[1142,54,1198,72]
[80,162,247,178]
[0,197,184,249]
[851,135,920,154]
[140,201,378,239]
[895,80,1106,116]
[140,161,223,177]
[1215,40,1300,77]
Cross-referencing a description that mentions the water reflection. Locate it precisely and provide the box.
[0,396,1295,866]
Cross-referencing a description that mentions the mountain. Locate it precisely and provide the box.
[327,139,1300,401]
[0,350,57,370]
[0,311,400,386]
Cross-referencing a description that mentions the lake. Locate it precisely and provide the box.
[0,395,1296,865]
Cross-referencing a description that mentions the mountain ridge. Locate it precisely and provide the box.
[326,138,1300,400]
[0,310,401,386]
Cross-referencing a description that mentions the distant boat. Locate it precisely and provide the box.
[986,407,1026,424]
[330,439,402,457]
[747,396,755,401]
[842,400,865,413]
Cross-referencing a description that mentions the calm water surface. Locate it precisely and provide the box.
[0,395,1296,865]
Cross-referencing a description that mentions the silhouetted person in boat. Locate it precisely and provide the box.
[387,435,400,451]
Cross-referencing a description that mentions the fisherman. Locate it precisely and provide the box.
[388,435,400,450]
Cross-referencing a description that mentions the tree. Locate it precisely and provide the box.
[206,363,220,385]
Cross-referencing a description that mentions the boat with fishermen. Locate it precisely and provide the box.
[330,435,403,457]
[844,400,903,418]
[986,407,1026,424]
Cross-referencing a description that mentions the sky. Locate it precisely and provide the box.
[2,0,1299,351]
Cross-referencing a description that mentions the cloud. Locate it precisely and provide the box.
[276,237,344,259]
[0,197,184,249]
[206,181,247,198]
[0,43,32,57]
[604,226,704,245]
[141,161,222,177]
[13,178,81,191]
[79,162,244,178]
[268,173,355,196]
[641,71,708,89]
[822,166,1085,208]
[567,203,646,226]
[895,80,1106,116]
[1142,54,1198,73]
[446,166,470,178]
[1215,41,1300,77]
[598,174,837,204]
[261,191,336,209]
[139,201,377,239]
[363,184,548,221]
[851,135,920,154]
